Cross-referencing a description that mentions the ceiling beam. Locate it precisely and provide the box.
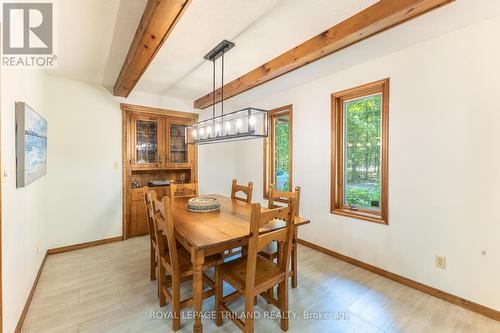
[114,0,191,97]
[194,0,454,109]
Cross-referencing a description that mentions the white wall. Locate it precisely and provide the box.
[1,70,194,332]
[1,69,49,333]
[45,76,123,248]
[199,15,500,310]
[196,109,237,196]
[45,75,195,248]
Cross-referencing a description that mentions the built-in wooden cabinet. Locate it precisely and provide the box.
[122,104,198,238]
[130,114,195,170]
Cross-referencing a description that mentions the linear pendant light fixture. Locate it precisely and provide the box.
[186,40,269,145]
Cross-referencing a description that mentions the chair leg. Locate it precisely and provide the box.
[150,246,156,281]
[276,243,284,296]
[291,238,298,288]
[279,279,289,331]
[172,275,181,331]
[244,294,255,333]
[158,263,167,307]
[215,269,223,327]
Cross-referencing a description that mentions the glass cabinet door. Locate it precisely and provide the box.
[135,119,159,165]
[168,123,188,164]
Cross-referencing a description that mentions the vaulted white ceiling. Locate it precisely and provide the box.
[47,0,147,88]
[48,0,500,104]
[134,0,378,100]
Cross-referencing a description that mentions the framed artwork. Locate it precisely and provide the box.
[16,102,48,188]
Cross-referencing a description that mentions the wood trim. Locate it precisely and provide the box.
[0,38,3,333]
[122,108,129,239]
[263,105,293,199]
[331,78,389,224]
[47,237,122,255]
[297,239,500,322]
[120,103,199,119]
[14,252,48,333]
[114,0,191,97]
[194,0,454,109]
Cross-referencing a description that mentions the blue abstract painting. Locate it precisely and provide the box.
[16,102,47,187]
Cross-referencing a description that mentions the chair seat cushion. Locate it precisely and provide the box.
[217,255,285,292]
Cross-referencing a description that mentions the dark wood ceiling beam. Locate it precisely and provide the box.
[114,0,191,97]
[194,0,454,109]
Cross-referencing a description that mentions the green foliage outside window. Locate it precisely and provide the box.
[344,94,382,209]
[274,116,290,191]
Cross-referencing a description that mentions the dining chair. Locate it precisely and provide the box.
[224,179,254,260]
[168,181,198,199]
[260,185,301,289]
[144,187,158,282]
[231,179,253,203]
[215,199,297,333]
[153,195,222,331]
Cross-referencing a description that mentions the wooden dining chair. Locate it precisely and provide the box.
[144,187,159,282]
[224,179,254,259]
[153,195,222,331]
[260,185,301,289]
[168,181,199,199]
[231,179,253,203]
[215,200,297,333]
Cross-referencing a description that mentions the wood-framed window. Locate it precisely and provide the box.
[331,79,389,224]
[264,105,293,199]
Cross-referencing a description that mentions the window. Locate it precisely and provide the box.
[264,105,293,198]
[331,79,389,224]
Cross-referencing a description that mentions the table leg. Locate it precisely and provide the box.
[192,249,205,333]
[291,228,298,288]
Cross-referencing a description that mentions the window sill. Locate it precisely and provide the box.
[331,208,387,225]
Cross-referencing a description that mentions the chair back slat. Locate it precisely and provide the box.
[258,206,292,228]
[153,196,179,270]
[256,228,288,252]
[268,185,301,217]
[169,182,198,199]
[245,200,296,291]
[231,179,253,203]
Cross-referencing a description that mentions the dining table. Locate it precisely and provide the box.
[172,194,310,333]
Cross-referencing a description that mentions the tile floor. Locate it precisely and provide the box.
[21,236,500,333]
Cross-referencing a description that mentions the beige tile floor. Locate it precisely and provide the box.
[22,236,500,333]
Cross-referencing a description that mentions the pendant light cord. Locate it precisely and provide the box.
[221,51,224,116]
[212,58,215,120]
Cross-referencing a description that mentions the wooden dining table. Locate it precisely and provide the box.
[172,194,310,333]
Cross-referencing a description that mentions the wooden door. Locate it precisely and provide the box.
[129,188,149,236]
[130,114,164,169]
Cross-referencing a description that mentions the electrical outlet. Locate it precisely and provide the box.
[435,255,447,269]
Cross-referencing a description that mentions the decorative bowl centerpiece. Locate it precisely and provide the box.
[187,197,221,213]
